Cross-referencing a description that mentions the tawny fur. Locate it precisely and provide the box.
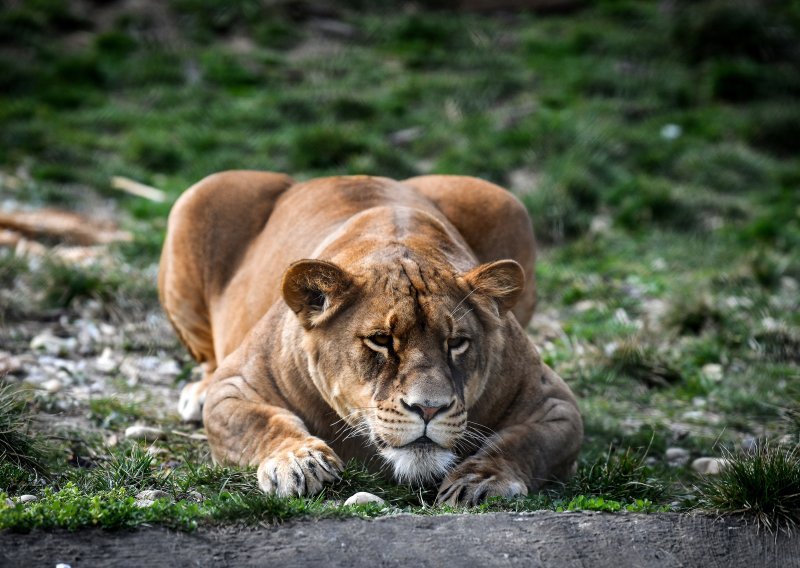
[159,172,582,505]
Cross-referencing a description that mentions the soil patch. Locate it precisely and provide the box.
[1,512,797,567]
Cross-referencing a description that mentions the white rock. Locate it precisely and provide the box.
[651,258,667,271]
[41,378,62,393]
[186,490,205,503]
[344,492,385,506]
[691,457,729,475]
[660,123,682,140]
[124,425,166,441]
[156,359,181,377]
[4,497,14,507]
[574,300,600,313]
[134,499,155,508]
[665,447,690,467]
[135,490,171,502]
[589,214,612,235]
[95,347,118,374]
[701,364,723,382]
[29,331,77,356]
[18,494,38,503]
[56,564,72,568]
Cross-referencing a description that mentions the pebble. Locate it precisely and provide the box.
[344,492,385,506]
[186,491,206,503]
[56,564,72,568]
[691,457,729,475]
[29,331,77,356]
[124,425,166,441]
[41,378,62,393]
[574,300,601,313]
[135,490,171,502]
[134,489,172,508]
[186,490,205,503]
[95,347,117,373]
[156,359,181,377]
[4,497,13,507]
[18,494,38,503]
[700,364,723,382]
[665,447,690,467]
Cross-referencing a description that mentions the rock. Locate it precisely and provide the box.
[124,426,166,442]
[0,351,24,376]
[56,564,71,568]
[589,214,612,235]
[691,457,729,475]
[156,359,181,378]
[388,127,423,147]
[135,490,171,502]
[186,490,205,503]
[660,123,682,140]
[95,347,118,374]
[344,492,385,506]
[665,447,690,467]
[700,364,723,382]
[41,378,62,393]
[29,331,77,356]
[18,494,38,503]
[740,436,757,453]
[4,497,14,507]
[574,300,600,313]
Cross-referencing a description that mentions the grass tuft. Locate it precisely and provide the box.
[564,448,667,503]
[695,443,800,533]
[0,386,51,480]
[606,339,681,388]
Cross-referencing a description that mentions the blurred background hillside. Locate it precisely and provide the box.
[0,0,798,525]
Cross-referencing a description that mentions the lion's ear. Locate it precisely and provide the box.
[281,259,355,329]
[463,259,525,314]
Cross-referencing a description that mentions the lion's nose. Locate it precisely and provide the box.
[401,399,453,423]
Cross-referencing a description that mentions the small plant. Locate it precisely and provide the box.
[565,448,667,503]
[606,339,681,388]
[0,386,51,482]
[695,443,800,533]
[72,444,170,494]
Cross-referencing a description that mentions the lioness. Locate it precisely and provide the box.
[159,172,582,505]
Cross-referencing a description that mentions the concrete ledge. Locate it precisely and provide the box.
[1,512,798,567]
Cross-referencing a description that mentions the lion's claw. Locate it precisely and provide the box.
[257,440,343,497]
[436,459,527,506]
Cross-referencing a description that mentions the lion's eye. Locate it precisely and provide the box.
[448,337,470,356]
[365,334,393,352]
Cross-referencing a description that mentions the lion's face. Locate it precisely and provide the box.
[282,250,524,484]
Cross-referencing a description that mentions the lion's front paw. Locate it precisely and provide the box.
[257,438,344,497]
[436,457,528,506]
[178,381,206,422]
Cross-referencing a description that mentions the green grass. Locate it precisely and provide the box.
[0,444,670,532]
[1,0,798,530]
[695,444,800,533]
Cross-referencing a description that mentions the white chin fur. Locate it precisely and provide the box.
[379,446,456,485]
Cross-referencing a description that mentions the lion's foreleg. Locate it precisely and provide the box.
[437,366,582,506]
[204,374,344,497]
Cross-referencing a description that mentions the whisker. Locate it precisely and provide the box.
[449,288,478,318]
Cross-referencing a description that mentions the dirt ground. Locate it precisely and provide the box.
[1,512,798,568]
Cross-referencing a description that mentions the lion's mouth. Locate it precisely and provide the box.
[400,435,436,448]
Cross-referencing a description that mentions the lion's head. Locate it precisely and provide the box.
[281,219,524,484]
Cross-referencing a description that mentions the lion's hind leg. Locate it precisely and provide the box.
[159,170,295,422]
